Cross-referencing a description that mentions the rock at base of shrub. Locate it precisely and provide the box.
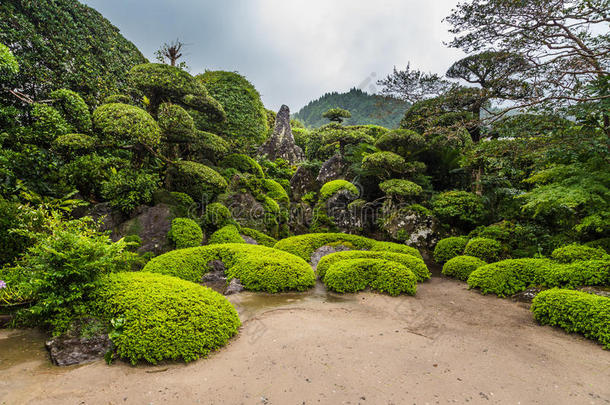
[310,244,352,270]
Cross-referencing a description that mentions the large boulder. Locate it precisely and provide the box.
[258,105,304,164]
[316,154,347,184]
[114,204,174,255]
[381,206,441,250]
[290,166,317,202]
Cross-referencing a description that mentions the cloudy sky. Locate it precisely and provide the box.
[81,0,464,112]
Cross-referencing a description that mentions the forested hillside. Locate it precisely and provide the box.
[293,88,409,128]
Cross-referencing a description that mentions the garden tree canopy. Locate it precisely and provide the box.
[323,108,352,123]
[445,0,610,119]
[195,71,268,151]
[92,103,161,149]
[378,63,453,103]
[0,0,146,105]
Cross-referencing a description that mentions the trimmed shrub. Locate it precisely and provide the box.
[379,179,422,199]
[463,237,502,262]
[551,244,608,263]
[168,218,203,249]
[531,289,610,349]
[52,133,96,156]
[92,103,161,148]
[94,272,240,364]
[209,225,246,244]
[220,154,265,178]
[101,169,160,214]
[467,258,554,297]
[442,255,487,281]
[202,202,233,230]
[324,259,417,296]
[537,260,610,288]
[374,129,425,157]
[167,161,227,201]
[158,102,196,143]
[274,233,377,261]
[240,228,277,247]
[316,250,430,282]
[433,237,469,264]
[432,191,485,230]
[319,180,359,201]
[370,241,423,260]
[49,89,92,133]
[361,151,406,176]
[143,244,315,293]
[262,178,289,206]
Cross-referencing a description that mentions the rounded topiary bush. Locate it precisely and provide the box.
[551,244,608,263]
[52,133,96,155]
[319,180,359,201]
[370,241,423,260]
[240,227,277,247]
[220,154,264,178]
[361,151,406,176]
[536,260,610,288]
[94,272,240,364]
[92,103,161,148]
[203,202,233,230]
[324,258,417,296]
[532,288,610,349]
[49,89,92,133]
[379,179,423,200]
[442,255,487,281]
[158,102,196,142]
[142,244,315,293]
[209,224,246,244]
[433,236,469,264]
[167,161,227,201]
[431,191,485,230]
[467,258,554,297]
[168,218,203,249]
[463,237,502,262]
[316,250,430,282]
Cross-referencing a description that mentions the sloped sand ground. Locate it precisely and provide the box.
[1,276,609,405]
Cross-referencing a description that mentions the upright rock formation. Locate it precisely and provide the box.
[258,105,304,164]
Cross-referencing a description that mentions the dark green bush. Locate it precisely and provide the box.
[324,258,417,296]
[531,289,610,349]
[551,244,608,263]
[101,169,160,214]
[209,224,246,244]
[463,237,502,262]
[157,102,196,143]
[30,103,69,145]
[142,244,315,293]
[220,154,265,178]
[442,255,487,281]
[59,154,128,199]
[202,202,234,230]
[49,89,92,133]
[240,227,277,247]
[379,179,422,200]
[374,129,425,158]
[167,161,227,201]
[361,151,406,177]
[433,237,469,264]
[432,191,485,230]
[92,103,161,148]
[316,250,430,282]
[52,133,96,156]
[94,272,240,364]
[168,218,203,249]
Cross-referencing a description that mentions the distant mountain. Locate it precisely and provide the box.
[293,88,410,129]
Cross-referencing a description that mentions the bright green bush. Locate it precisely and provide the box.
[202,202,233,230]
[52,133,96,156]
[30,103,69,145]
[551,244,608,263]
[319,180,359,201]
[196,71,268,150]
[94,272,240,364]
[370,241,423,260]
[532,289,610,349]
[142,244,315,293]
[49,89,92,133]
[467,258,554,297]
[262,178,289,206]
[361,151,406,177]
[274,233,376,261]
[324,258,417,296]
[432,191,485,230]
[93,103,161,148]
[433,237,469,264]
[220,154,265,178]
[537,260,610,288]
[240,227,277,247]
[101,169,160,214]
[442,255,487,281]
[168,218,203,249]
[167,161,227,201]
[209,225,246,244]
[316,250,430,282]
[463,237,502,262]
[379,179,422,199]
[0,43,19,77]
[157,102,196,143]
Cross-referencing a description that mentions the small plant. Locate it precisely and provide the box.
[168,218,203,249]
[208,224,246,244]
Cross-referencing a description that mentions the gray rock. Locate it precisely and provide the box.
[222,193,266,233]
[316,155,347,184]
[86,202,123,233]
[290,166,317,202]
[310,244,352,270]
[512,287,544,303]
[381,206,441,250]
[113,204,175,255]
[224,278,245,295]
[258,105,304,164]
[46,334,111,366]
[241,235,258,245]
[326,189,358,232]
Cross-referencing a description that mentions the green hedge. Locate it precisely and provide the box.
[463,237,502,262]
[209,224,246,244]
[442,255,487,281]
[273,233,421,262]
[94,272,240,364]
[168,218,203,249]
[433,237,469,264]
[142,244,315,293]
[167,161,227,201]
[240,227,277,247]
[316,250,430,282]
[319,180,359,201]
[220,153,265,178]
[324,258,417,296]
[467,258,610,297]
[531,289,610,349]
[551,244,608,263]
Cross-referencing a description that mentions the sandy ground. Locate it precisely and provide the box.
[1,276,609,405]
